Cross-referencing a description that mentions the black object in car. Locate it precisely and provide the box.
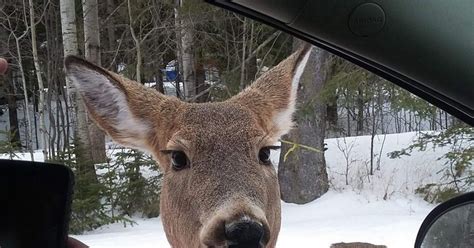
[0,160,74,248]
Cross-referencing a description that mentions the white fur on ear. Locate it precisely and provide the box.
[66,61,151,150]
[272,47,312,137]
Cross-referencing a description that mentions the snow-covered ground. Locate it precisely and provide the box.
[70,190,432,248]
[3,131,453,247]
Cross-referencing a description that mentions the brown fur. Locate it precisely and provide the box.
[65,46,310,247]
[330,242,387,248]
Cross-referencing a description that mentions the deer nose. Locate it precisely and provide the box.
[225,220,265,248]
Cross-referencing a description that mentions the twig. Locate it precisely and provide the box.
[280,139,323,162]
[230,31,282,73]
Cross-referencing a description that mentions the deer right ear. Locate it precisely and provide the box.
[230,46,312,142]
[64,55,174,152]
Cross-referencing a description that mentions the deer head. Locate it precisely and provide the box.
[65,46,310,248]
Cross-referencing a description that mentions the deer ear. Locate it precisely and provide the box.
[64,55,170,151]
[231,46,312,141]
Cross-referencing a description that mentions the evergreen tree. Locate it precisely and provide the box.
[389,125,473,203]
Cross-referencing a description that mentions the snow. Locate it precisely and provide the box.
[72,191,432,248]
[3,131,452,247]
[0,150,45,161]
[71,218,169,248]
[324,131,452,199]
[278,191,432,247]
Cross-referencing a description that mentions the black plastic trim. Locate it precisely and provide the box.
[414,191,474,248]
[206,0,473,126]
[0,160,75,248]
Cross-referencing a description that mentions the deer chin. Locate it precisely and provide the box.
[199,198,271,248]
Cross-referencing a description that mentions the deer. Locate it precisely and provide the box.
[330,242,387,248]
[65,46,311,248]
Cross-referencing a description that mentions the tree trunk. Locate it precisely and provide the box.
[356,87,364,135]
[28,0,48,159]
[15,38,34,161]
[59,0,75,152]
[194,49,208,102]
[32,85,39,149]
[155,55,165,93]
[182,20,195,99]
[444,111,449,129]
[245,20,257,84]
[370,98,376,175]
[377,84,385,134]
[83,0,107,163]
[61,0,94,167]
[326,90,338,128]
[176,0,195,100]
[5,77,21,148]
[60,0,78,103]
[127,0,142,83]
[104,0,116,69]
[346,105,351,136]
[278,42,331,204]
[239,17,247,90]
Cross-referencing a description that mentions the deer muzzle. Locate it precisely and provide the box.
[225,219,265,248]
[199,200,271,248]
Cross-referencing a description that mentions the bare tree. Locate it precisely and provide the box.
[239,17,247,90]
[82,0,106,163]
[127,0,142,83]
[59,0,80,156]
[278,41,332,204]
[0,3,21,148]
[335,136,357,186]
[175,0,195,100]
[60,0,78,101]
[0,3,34,160]
[28,0,48,160]
[60,0,95,165]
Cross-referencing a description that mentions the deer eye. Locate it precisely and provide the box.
[258,146,280,165]
[258,147,271,165]
[162,150,189,171]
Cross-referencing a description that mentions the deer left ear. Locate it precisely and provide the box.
[230,46,312,141]
[64,55,181,153]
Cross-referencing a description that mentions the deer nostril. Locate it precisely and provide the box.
[225,220,265,248]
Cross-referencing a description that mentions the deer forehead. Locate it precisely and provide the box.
[166,102,268,151]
